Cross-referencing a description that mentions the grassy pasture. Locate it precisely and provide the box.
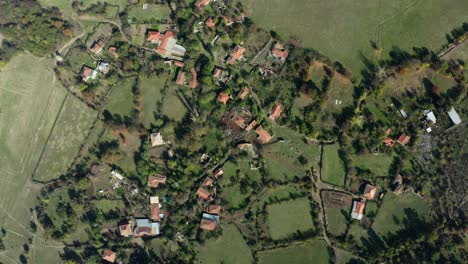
[353,153,394,177]
[220,185,250,209]
[257,239,331,264]
[105,77,136,117]
[372,192,431,236]
[35,95,96,182]
[221,157,262,187]
[94,199,125,213]
[326,207,348,236]
[266,198,315,240]
[245,0,468,76]
[0,54,67,262]
[140,75,165,127]
[321,144,346,186]
[196,225,253,264]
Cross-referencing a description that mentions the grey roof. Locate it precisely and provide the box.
[448,107,462,125]
[202,213,220,222]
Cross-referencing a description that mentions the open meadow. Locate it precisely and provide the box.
[196,224,253,264]
[105,77,137,117]
[139,75,166,127]
[321,144,346,186]
[257,239,331,264]
[372,192,431,236]
[0,54,65,263]
[245,0,468,76]
[353,153,394,177]
[266,198,315,240]
[34,95,97,182]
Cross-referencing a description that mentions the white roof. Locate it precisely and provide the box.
[151,132,165,146]
[111,170,124,180]
[399,109,408,118]
[150,196,159,204]
[426,127,432,133]
[448,107,462,125]
[424,110,437,123]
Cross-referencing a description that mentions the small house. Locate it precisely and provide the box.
[269,103,283,121]
[363,184,377,200]
[351,201,365,220]
[147,30,161,44]
[156,31,186,58]
[90,39,105,54]
[195,0,211,9]
[226,45,246,64]
[255,126,272,144]
[134,219,160,236]
[213,168,223,178]
[217,92,231,104]
[424,110,437,123]
[383,138,395,147]
[108,47,118,58]
[205,17,216,28]
[97,61,110,74]
[148,175,167,188]
[238,87,250,100]
[102,250,116,263]
[150,132,165,147]
[397,133,410,146]
[118,221,133,237]
[197,187,210,200]
[246,120,257,132]
[200,212,219,230]
[81,66,98,82]
[176,71,186,85]
[202,177,213,187]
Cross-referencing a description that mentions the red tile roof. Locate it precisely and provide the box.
[397,133,411,145]
[197,187,210,200]
[222,16,234,26]
[119,223,132,237]
[195,0,211,8]
[213,68,222,78]
[149,203,160,221]
[383,137,395,147]
[102,250,116,263]
[363,184,377,200]
[148,175,167,188]
[233,116,246,128]
[156,31,175,55]
[108,47,118,58]
[246,120,257,132]
[81,66,94,81]
[272,48,288,60]
[202,177,213,187]
[269,103,283,121]
[213,168,223,178]
[217,92,231,104]
[207,205,222,215]
[354,201,365,215]
[238,87,250,100]
[176,71,186,85]
[256,126,272,143]
[147,31,161,42]
[226,45,246,64]
[200,219,217,230]
[205,17,215,28]
[189,67,199,88]
[173,60,185,67]
[90,40,104,54]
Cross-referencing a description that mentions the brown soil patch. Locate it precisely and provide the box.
[322,190,352,208]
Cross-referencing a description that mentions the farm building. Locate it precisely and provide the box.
[448,107,462,125]
[397,133,410,145]
[150,132,165,146]
[424,110,437,123]
[200,212,220,230]
[255,126,272,143]
[155,31,186,58]
[363,184,377,200]
[351,201,365,220]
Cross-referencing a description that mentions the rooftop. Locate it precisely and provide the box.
[102,250,116,263]
[351,201,365,220]
[269,103,283,121]
[226,45,246,64]
[217,92,231,104]
[197,187,210,200]
[148,175,167,188]
[363,184,377,200]
[448,107,462,125]
[150,132,165,146]
[256,125,272,143]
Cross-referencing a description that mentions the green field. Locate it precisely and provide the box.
[326,207,348,236]
[257,239,331,264]
[266,198,315,240]
[221,184,250,209]
[0,54,68,262]
[245,0,468,76]
[372,192,431,236]
[105,77,136,117]
[94,199,125,213]
[35,95,96,182]
[321,144,346,186]
[353,153,394,177]
[196,225,253,264]
[140,75,165,127]
[263,127,320,182]
[128,3,171,23]
[161,89,187,121]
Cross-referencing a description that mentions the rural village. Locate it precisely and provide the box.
[0,0,467,264]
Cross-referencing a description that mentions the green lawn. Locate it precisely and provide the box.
[0,54,67,263]
[105,77,136,117]
[372,192,431,236]
[257,239,331,264]
[353,153,394,177]
[66,45,95,73]
[94,199,125,213]
[321,144,346,186]
[196,225,253,264]
[347,222,369,246]
[220,185,250,209]
[245,0,468,77]
[35,95,97,182]
[266,198,315,240]
[326,207,348,236]
[139,75,165,127]
[324,76,354,114]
